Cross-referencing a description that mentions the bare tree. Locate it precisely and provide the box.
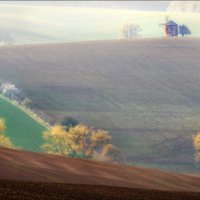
[0,33,15,46]
[119,21,142,39]
[0,82,19,99]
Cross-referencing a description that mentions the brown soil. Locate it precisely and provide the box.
[1,147,200,193]
[0,180,200,200]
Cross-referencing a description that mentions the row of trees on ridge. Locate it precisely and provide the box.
[119,21,191,39]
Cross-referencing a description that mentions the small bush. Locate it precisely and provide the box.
[60,116,79,130]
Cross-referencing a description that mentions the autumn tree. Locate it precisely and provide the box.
[119,21,142,39]
[99,143,121,162]
[0,118,14,148]
[21,98,34,109]
[193,133,200,162]
[42,124,119,161]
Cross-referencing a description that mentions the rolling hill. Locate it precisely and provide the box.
[0,5,200,44]
[0,96,46,151]
[1,38,200,172]
[1,147,200,192]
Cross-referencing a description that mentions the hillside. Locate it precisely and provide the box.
[1,147,200,193]
[0,97,45,151]
[1,38,200,172]
[0,5,200,44]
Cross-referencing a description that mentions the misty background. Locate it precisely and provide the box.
[0,1,171,11]
[0,1,199,45]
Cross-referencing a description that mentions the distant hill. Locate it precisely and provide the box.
[1,38,200,173]
[0,5,200,45]
[1,147,200,193]
[0,1,169,11]
[167,1,200,13]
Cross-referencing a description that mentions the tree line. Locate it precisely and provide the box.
[119,21,191,39]
[0,117,120,162]
[2,114,200,165]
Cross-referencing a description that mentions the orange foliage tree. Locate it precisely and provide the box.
[193,133,200,162]
[42,124,119,161]
[0,118,14,148]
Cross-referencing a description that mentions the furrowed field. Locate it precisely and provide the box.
[1,38,200,172]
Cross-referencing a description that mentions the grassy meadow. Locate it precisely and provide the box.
[0,96,46,151]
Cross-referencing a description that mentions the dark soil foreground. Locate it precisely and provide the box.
[0,180,200,200]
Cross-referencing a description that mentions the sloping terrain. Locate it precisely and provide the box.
[0,5,200,44]
[0,97,45,151]
[1,38,200,172]
[1,147,200,193]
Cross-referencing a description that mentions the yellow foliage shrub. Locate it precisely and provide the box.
[0,118,5,134]
[42,124,119,161]
[0,135,14,148]
[0,118,15,148]
[193,133,200,161]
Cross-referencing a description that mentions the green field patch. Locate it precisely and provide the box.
[0,97,46,151]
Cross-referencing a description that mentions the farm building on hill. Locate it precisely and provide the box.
[159,18,179,37]
[165,20,178,37]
